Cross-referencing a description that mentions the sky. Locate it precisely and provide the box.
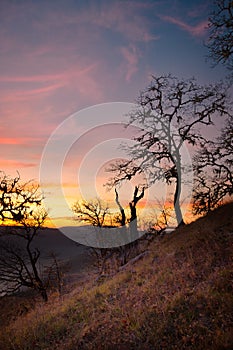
[0,0,229,227]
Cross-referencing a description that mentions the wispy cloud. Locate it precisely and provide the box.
[89,1,158,43]
[0,63,97,84]
[0,73,63,83]
[161,15,208,37]
[0,62,100,106]
[0,159,36,168]
[120,45,140,82]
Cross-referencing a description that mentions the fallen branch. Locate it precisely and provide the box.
[119,250,149,271]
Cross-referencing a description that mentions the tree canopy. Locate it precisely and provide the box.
[108,75,230,226]
[207,0,233,72]
[0,171,42,224]
[193,114,233,214]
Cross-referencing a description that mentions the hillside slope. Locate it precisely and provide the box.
[1,203,233,349]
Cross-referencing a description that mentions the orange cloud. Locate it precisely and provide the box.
[0,138,24,145]
[0,137,43,145]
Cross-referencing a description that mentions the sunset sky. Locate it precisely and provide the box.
[0,0,229,227]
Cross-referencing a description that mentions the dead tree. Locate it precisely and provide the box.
[129,186,145,239]
[115,188,126,226]
[114,186,145,265]
[114,188,128,265]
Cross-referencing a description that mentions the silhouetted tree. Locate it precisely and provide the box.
[114,186,145,265]
[128,186,145,238]
[193,115,233,214]
[0,172,51,301]
[0,210,49,301]
[206,0,233,72]
[115,186,144,235]
[146,198,175,235]
[72,197,110,227]
[0,171,41,223]
[108,75,230,226]
[72,197,112,273]
[114,188,126,227]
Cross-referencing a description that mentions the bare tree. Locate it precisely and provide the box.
[150,200,174,231]
[193,115,233,214]
[108,75,230,226]
[0,171,41,223]
[0,172,61,302]
[72,189,145,273]
[114,188,126,227]
[114,187,145,265]
[206,0,233,72]
[115,186,144,235]
[72,197,113,274]
[0,172,46,299]
[128,186,145,238]
[72,197,110,227]
[0,210,49,301]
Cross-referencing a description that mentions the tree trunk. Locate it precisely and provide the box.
[115,188,126,226]
[129,186,145,240]
[129,202,138,239]
[26,240,48,302]
[174,161,185,227]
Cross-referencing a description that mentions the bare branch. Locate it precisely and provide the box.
[72,197,111,227]
[107,75,231,226]
[206,0,233,72]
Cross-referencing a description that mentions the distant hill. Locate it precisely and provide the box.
[0,225,95,275]
[0,202,233,349]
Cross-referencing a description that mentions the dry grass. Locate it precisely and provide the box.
[0,202,233,349]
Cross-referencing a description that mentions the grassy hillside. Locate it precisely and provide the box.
[0,203,232,349]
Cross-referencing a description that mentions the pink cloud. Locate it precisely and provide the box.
[0,73,63,83]
[120,45,140,82]
[0,63,97,84]
[161,15,208,37]
[0,0,158,46]
[0,82,64,104]
[0,1,157,185]
[0,62,100,105]
[88,2,158,43]
[17,82,64,97]
[0,159,36,169]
